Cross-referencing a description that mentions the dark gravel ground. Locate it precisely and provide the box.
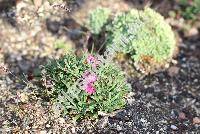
[0,0,199,133]
[74,36,200,134]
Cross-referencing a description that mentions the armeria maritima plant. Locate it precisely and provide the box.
[42,52,131,120]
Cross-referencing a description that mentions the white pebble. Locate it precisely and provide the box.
[170,125,178,130]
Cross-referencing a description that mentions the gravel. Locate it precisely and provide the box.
[0,0,199,133]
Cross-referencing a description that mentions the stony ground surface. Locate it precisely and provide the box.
[0,0,199,133]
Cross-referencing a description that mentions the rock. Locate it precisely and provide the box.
[193,117,200,124]
[171,59,178,65]
[117,125,122,131]
[17,92,28,103]
[178,112,186,120]
[170,125,178,130]
[71,127,76,133]
[97,116,108,128]
[18,60,31,72]
[39,130,47,134]
[46,124,51,128]
[187,27,199,37]
[140,118,147,123]
[58,118,65,124]
[24,131,29,134]
[33,0,43,10]
[167,66,179,77]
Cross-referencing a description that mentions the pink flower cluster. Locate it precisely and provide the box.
[86,54,100,68]
[82,71,97,95]
[81,55,100,94]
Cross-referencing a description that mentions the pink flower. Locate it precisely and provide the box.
[84,83,96,94]
[87,55,95,63]
[83,71,97,83]
[86,54,99,68]
[82,71,97,95]
[83,71,90,78]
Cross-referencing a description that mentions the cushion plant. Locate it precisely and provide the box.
[106,7,176,73]
[88,7,111,34]
[88,7,176,74]
[42,52,131,120]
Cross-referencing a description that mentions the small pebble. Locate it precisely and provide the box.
[46,124,51,128]
[71,127,76,133]
[194,79,198,83]
[187,27,198,37]
[117,125,123,131]
[39,130,47,134]
[193,117,200,124]
[141,118,147,123]
[178,112,186,120]
[171,59,178,65]
[167,66,179,77]
[170,125,178,130]
[59,118,65,124]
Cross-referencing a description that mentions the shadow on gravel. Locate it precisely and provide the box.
[0,51,53,132]
[0,0,17,13]
[2,51,51,96]
[46,16,110,55]
[46,17,93,52]
[86,33,200,133]
[124,0,175,16]
[3,52,48,76]
[0,0,17,27]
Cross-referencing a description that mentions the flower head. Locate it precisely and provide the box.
[83,71,97,83]
[84,83,96,94]
[82,71,97,95]
[87,55,95,63]
[86,54,99,68]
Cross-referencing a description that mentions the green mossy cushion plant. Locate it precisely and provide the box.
[88,7,111,34]
[106,7,176,74]
[42,52,131,120]
[88,7,176,74]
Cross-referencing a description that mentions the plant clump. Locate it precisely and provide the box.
[179,0,200,20]
[88,7,176,74]
[105,7,176,73]
[42,52,130,120]
[88,7,111,34]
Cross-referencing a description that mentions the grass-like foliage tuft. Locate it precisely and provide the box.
[42,52,130,120]
[105,7,176,73]
[179,0,200,20]
[88,7,111,34]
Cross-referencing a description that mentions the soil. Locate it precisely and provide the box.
[0,0,199,133]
